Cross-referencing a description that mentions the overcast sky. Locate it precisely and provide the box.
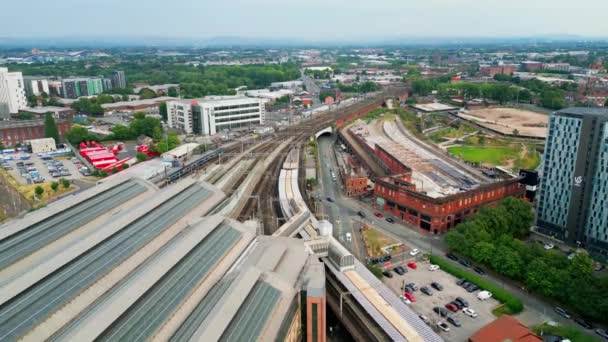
[2,0,607,40]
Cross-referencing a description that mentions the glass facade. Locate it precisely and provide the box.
[587,122,608,242]
[537,115,582,234]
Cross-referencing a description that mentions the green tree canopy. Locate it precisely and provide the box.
[43,113,60,142]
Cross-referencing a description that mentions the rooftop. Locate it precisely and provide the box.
[411,103,457,112]
[469,315,542,342]
[557,107,608,117]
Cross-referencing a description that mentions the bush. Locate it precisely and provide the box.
[367,264,384,279]
[429,255,524,313]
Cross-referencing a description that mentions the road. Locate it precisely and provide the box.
[315,135,601,339]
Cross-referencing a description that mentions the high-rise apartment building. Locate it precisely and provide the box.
[102,78,113,92]
[61,77,104,99]
[23,76,50,97]
[167,96,266,135]
[0,67,27,118]
[111,70,127,89]
[537,107,608,256]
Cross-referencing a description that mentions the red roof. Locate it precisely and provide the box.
[469,316,542,342]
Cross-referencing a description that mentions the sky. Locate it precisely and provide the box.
[2,0,607,41]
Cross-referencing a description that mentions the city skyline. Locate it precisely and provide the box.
[2,0,608,41]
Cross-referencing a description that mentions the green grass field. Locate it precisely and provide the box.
[448,146,519,165]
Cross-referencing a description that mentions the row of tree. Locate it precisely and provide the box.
[65,112,163,145]
[335,81,379,93]
[445,197,608,323]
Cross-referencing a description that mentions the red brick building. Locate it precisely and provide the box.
[469,315,541,342]
[0,119,72,146]
[479,64,517,77]
[374,175,524,233]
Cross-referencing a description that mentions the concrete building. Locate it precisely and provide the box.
[0,67,27,118]
[101,96,176,114]
[0,118,71,146]
[167,96,266,135]
[61,77,104,99]
[27,137,57,153]
[102,78,113,92]
[23,76,50,97]
[536,107,608,257]
[111,70,127,89]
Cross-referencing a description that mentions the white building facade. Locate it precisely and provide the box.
[0,67,27,117]
[23,76,50,97]
[167,96,265,135]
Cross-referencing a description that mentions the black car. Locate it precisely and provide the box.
[473,266,486,275]
[446,253,459,261]
[420,286,433,296]
[406,283,418,291]
[358,211,366,218]
[459,259,472,268]
[447,316,462,327]
[385,217,395,223]
[451,301,464,310]
[466,284,479,293]
[394,266,406,275]
[431,282,444,291]
[596,328,608,340]
[574,317,593,329]
[456,279,467,286]
[554,307,571,319]
[382,270,393,278]
[455,297,469,308]
[433,306,448,317]
[326,197,334,202]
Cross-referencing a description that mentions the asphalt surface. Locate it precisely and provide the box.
[0,184,210,341]
[315,135,603,340]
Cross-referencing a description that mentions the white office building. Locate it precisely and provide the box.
[0,67,27,118]
[167,96,265,135]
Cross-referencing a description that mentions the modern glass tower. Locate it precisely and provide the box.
[537,107,608,257]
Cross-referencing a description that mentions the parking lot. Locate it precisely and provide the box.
[383,258,500,342]
[2,153,89,185]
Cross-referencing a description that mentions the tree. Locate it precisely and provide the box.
[136,152,147,162]
[133,111,146,120]
[159,102,168,121]
[44,113,60,142]
[110,124,133,140]
[512,128,520,136]
[122,94,129,101]
[60,178,70,189]
[478,135,486,145]
[50,182,59,192]
[130,116,162,138]
[65,125,95,145]
[139,88,157,99]
[34,186,44,199]
[167,87,179,97]
[155,133,180,154]
[540,90,567,110]
[123,163,130,169]
[605,98,608,107]
[112,166,119,173]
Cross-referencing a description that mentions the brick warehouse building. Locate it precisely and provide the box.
[0,119,71,146]
[342,117,526,234]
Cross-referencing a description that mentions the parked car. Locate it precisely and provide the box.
[399,295,411,304]
[437,322,450,332]
[450,301,464,310]
[395,266,407,274]
[466,284,479,293]
[477,291,492,300]
[407,262,417,269]
[446,252,459,261]
[447,316,462,327]
[374,212,383,218]
[473,266,486,275]
[433,306,448,317]
[431,282,444,291]
[456,279,467,286]
[459,259,472,268]
[357,211,366,218]
[385,217,395,223]
[455,297,469,308]
[382,270,393,278]
[418,314,431,325]
[554,307,571,319]
[463,308,478,318]
[404,284,416,293]
[404,292,416,302]
[420,286,433,296]
[595,328,608,339]
[574,317,593,329]
[544,243,555,250]
[409,248,420,256]
[326,197,334,202]
[445,303,459,312]
[428,264,440,271]
[405,283,418,291]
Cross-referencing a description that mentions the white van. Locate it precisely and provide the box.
[477,290,492,300]
[345,232,352,242]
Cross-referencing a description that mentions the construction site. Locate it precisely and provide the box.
[456,107,549,139]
